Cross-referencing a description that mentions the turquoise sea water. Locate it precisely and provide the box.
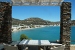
[12,26,75,44]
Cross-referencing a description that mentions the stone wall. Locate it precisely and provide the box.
[60,2,71,50]
[0,2,12,43]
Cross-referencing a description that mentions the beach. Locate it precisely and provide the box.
[12,28,35,32]
[70,45,75,50]
[12,25,60,32]
[12,25,46,32]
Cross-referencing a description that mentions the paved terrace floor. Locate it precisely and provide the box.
[1,40,75,50]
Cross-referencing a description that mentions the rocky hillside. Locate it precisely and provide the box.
[71,20,75,26]
[12,17,75,26]
[12,17,51,25]
[12,18,21,25]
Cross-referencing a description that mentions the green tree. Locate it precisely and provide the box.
[20,34,29,41]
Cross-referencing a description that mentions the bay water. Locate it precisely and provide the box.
[12,26,75,44]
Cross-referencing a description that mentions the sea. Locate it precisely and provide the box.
[12,26,75,44]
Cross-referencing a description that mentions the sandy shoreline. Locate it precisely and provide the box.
[12,25,61,32]
[12,27,44,32]
[12,28,35,32]
[70,45,75,50]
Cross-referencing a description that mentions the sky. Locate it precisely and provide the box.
[12,6,60,22]
[0,0,75,22]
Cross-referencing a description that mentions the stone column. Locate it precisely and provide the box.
[0,2,12,43]
[60,2,71,50]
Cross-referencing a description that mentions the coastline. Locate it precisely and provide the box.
[12,26,46,32]
[12,28,36,32]
[12,25,75,33]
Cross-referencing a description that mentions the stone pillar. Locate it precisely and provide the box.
[0,2,12,43]
[60,2,71,50]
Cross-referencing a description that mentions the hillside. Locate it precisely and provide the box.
[12,17,75,26]
[12,18,21,25]
[12,17,51,25]
[71,20,75,26]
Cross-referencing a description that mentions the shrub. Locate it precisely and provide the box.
[20,34,29,41]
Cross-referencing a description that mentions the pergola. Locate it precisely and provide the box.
[0,0,71,50]
[11,0,63,6]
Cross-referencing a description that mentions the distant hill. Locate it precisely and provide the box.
[12,18,21,25]
[12,17,51,25]
[22,17,52,25]
[12,18,75,26]
[71,20,75,26]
